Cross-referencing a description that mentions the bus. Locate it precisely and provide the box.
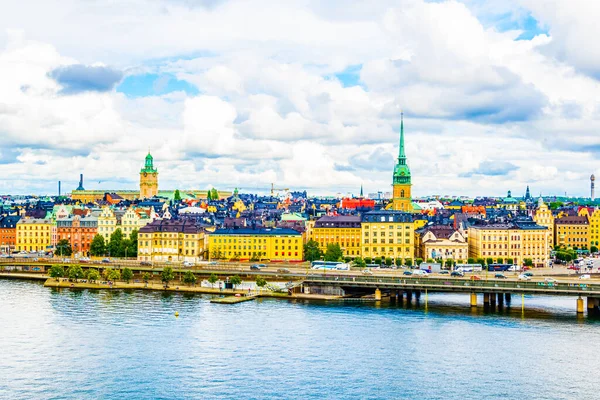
[455,263,483,273]
[487,263,512,272]
[311,261,349,271]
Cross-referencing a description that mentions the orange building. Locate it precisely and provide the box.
[339,198,375,210]
[0,216,20,253]
[461,205,486,216]
[56,215,98,256]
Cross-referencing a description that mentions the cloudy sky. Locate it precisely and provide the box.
[0,0,598,198]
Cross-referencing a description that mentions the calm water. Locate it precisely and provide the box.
[1,280,600,400]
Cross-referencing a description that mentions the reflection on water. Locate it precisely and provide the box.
[2,280,600,400]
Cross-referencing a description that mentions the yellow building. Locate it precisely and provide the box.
[209,228,303,262]
[361,211,415,261]
[391,113,413,212]
[590,209,600,248]
[138,220,206,262]
[555,216,589,249]
[415,225,468,261]
[121,207,154,238]
[468,221,550,266]
[312,216,362,257]
[139,152,159,199]
[16,218,54,252]
[533,197,554,249]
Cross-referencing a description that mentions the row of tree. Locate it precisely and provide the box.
[90,228,138,258]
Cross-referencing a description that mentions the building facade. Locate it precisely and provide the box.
[0,216,20,253]
[312,216,362,257]
[209,228,303,262]
[121,207,153,238]
[361,210,415,262]
[555,216,589,249]
[468,221,549,266]
[533,197,554,249]
[138,220,206,262]
[415,225,468,261]
[589,209,600,248]
[16,218,54,252]
[391,113,413,212]
[56,215,98,255]
[140,152,159,199]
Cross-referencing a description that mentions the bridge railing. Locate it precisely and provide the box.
[304,274,600,294]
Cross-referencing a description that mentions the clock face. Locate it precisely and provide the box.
[144,172,148,177]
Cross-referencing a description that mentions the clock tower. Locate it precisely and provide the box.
[140,152,158,199]
[392,113,413,211]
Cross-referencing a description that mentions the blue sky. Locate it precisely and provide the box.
[0,0,599,197]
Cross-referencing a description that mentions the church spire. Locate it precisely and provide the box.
[398,111,406,163]
[360,184,363,198]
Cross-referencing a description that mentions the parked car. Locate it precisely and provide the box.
[523,272,534,277]
[494,273,507,279]
[412,269,429,276]
[451,271,464,277]
[183,261,195,267]
[518,274,531,281]
[508,265,521,272]
[439,270,449,275]
[362,269,373,275]
[579,274,591,280]
[544,277,558,283]
[101,258,111,263]
[277,268,290,273]
[140,261,152,266]
[79,257,90,262]
[403,270,413,276]
[250,264,262,270]
[470,275,482,281]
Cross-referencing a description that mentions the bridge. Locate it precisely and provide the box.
[301,275,600,314]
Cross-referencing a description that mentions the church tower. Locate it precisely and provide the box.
[140,152,158,199]
[392,113,413,211]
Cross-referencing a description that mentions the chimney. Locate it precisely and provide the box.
[58,181,61,197]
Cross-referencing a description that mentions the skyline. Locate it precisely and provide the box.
[1,0,599,197]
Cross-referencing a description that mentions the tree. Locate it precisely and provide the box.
[174,189,182,201]
[210,188,219,200]
[255,276,267,289]
[385,257,393,266]
[507,258,514,265]
[496,257,504,264]
[183,270,197,286]
[142,272,151,285]
[395,258,403,267]
[129,229,139,258]
[591,246,598,253]
[303,240,322,262]
[56,239,73,257]
[426,258,434,263]
[353,257,366,268]
[49,265,65,280]
[230,275,242,290]
[87,269,100,283]
[374,256,382,265]
[90,234,106,257]
[415,258,423,266]
[107,269,121,282]
[324,243,343,262]
[476,258,485,266]
[210,249,223,260]
[122,267,133,283]
[108,228,124,257]
[523,258,533,267]
[364,257,372,264]
[120,238,134,259]
[444,259,454,269]
[208,273,218,288]
[467,257,475,264]
[405,258,413,267]
[344,256,352,263]
[161,267,175,287]
[67,265,84,280]
[486,257,494,266]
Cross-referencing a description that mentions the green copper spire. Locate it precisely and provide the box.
[141,152,157,173]
[393,112,411,185]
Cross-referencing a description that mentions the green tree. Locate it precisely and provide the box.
[385,257,393,266]
[120,238,134,259]
[210,248,223,260]
[107,268,121,282]
[364,257,372,264]
[183,270,197,286]
[467,257,475,264]
[353,257,366,268]
[415,258,423,266]
[49,265,65,280]
[255,276,267,289]
[108,228,124,257]
[426,258,434,263]
[395,258,403,267]
[444,259,454,269]
[507,258,514,265]
[303,240,322,262]
[142,272,151,285]
[56,239,72,257]
[374,256,382,265]
[486,257,494,266]
[210,188,219,200]
[405,258,413,267]
[591,245,598,253]
[161,267,175,286]
[90,234,106,257]
[496,257,504,264]
[324,243,343,262]
[129,229,139,258]
[230,275,242,290]
[523,258,533,267]
[174,189,182,201]
[208,273,218,288]
[87,269,100,282]
[67,265,84,280]
[344,256,352,263]
[122,267,133,283]
[476,258,485,266]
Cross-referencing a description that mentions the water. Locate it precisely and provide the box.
[1,279,600,400]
